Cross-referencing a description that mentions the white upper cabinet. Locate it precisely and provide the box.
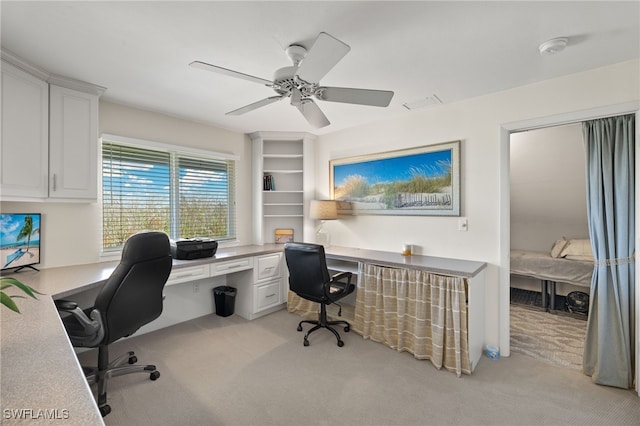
[0,60,49,198]
[49,84,99,200]
[0,51,104,202]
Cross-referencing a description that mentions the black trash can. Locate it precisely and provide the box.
[213,286,237,317]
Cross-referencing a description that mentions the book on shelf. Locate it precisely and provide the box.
[274,228,294,244]
[263,174,275,191]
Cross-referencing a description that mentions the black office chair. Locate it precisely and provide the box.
[284,242,355,347]
[55,231,172,417]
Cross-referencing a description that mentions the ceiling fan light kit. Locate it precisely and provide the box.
[190,32,394,128]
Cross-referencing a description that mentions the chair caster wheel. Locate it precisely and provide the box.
[303,339,310,347]
[297,325,303,332]
[150,371,160,380]
[337,340,344,347]
[99,404,111,417]
[128,355,138,364]
[344,325,350,332]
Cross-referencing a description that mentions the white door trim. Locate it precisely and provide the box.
[499,101,640,395]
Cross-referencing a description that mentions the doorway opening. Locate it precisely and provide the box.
[509,123,589,370]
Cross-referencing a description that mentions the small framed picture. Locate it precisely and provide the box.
[275,229,294,244]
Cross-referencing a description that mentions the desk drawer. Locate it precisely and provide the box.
[166,265,209,286]
[254,279,281,311]
[210,257,253,277]
[255,253,281,281]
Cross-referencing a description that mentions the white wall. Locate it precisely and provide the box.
[510,123,588,252]
[315,59,640,348]
[1,101,252,268]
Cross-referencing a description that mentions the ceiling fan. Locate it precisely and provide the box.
[190,32,394,128]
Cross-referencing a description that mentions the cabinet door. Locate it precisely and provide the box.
[0,61,49,198]
[49,85,98,200]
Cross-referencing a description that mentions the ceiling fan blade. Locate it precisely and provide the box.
[226,96,284,116]
[316,87,394,107]
[190,61,272,86]
[296,32,350,83]
[295,99,330,128]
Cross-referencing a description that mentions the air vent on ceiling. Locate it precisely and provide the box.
[402,94,442,110]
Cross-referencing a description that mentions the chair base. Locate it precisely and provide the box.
[297,303,350,347]
[83,347,160,417]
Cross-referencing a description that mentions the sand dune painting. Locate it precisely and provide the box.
[330,141,460,216]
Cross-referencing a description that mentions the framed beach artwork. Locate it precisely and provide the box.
[329,141,461,216]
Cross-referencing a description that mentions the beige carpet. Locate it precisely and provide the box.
[77,309,640,426]
[510,304,587,371]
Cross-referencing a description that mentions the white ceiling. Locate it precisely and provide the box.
[2,1,639,136]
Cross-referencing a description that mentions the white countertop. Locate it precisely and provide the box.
[7,244,485,299]
[324,246,486,278]
[0,295,104,425]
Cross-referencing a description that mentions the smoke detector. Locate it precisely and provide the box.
[538,37,568,56]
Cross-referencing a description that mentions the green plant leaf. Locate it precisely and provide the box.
[0,277,44,299]
[1,291,21,313]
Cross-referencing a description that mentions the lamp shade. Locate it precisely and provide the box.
[309,200,338,220]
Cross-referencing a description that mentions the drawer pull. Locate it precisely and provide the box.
[223,263,244,270]
[266,293,277,298]
[171,273,194,279]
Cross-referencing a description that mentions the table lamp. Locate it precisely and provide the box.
[309,200,338,247]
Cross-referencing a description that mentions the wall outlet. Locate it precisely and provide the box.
[193,283,199,293]
[458,218,468,231]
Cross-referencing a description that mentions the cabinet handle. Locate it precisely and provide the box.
[266,293,277,298]
[171,273,194,279]
[221,262,246,271]
[52,174,57,191]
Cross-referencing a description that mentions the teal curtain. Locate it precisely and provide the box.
[582,114,635,389]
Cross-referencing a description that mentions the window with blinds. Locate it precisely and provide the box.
[102,140,236,251]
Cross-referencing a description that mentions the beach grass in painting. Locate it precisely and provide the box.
[330,141,460,216]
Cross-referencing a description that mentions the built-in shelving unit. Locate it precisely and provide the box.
[251,132,315,245]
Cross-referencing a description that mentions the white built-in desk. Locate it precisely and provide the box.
[0,244,485,424]
[323,246,486,372]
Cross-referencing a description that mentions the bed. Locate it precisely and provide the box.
[510,238,594,310]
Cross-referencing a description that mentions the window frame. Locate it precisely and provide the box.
[99,134,239,254]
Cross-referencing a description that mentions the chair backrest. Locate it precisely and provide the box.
[95,231,172,344]
[284,242,331,303]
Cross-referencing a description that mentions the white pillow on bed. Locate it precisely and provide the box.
[550,237,568,258]
[560,239,594,261]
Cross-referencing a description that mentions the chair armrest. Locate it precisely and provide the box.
[55,299,104,344]
[325,271,353,302]
[54,299,78,311]
[330,271,353,284]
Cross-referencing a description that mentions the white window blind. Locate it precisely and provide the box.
[102,140,236,250]
[177,155,235,239]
